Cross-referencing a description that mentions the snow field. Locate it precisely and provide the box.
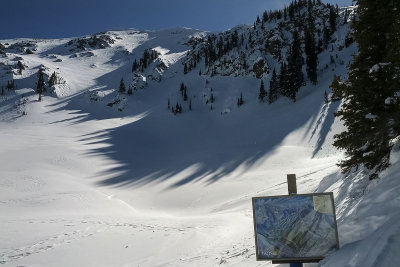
[0,24,399,267]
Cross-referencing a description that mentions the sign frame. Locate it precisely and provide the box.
[252,192,340,262]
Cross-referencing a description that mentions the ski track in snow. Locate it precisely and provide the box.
[0,218,197,265]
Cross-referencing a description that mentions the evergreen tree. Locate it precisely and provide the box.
[184,87,188,101]
[7,80,15,90]
[180,82,185,96]
[286,30,304,102]
[127,87,133,95]
[329,5,337,34]
[119,78,126,93]
[323,26,330,48]
[258,80,267,102]
[210,93,215,103]
[132,59,139,72]
[48,72,57,87]
[262,11,269,22]
[17,60,25,74]
[305,28,318,84]
[331,0,400,179]
[237,93,244,107]
[36,69,45,101]
[269,68,279,104]
[1,85,4,96]
[278,62,288,97]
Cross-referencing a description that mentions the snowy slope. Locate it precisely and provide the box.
[0,3,399,267]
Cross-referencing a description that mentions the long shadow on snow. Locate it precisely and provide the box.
[46,80,336,189]
[310,100,341,157]
[77,96,330,189]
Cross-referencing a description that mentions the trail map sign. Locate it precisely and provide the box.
[252,192,339,261]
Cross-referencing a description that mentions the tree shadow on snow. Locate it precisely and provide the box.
[72,96,332,189]
[44,80,338,190]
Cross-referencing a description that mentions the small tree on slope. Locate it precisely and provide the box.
[119,78,126,93]
[36,69,45,101]
[331,0,400,179]
[258,80,267,102]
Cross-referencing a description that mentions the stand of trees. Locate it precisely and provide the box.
[331,0,400,179]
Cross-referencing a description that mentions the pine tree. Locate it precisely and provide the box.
[238,93,244,107]
[286,30,304,102]
[180,82,185,96]
[17,60,25,74]
[48,72,57,87]
[127,87,133,95]
[36,69,45,101]
[119,78,126,93]
[258,80,267,102]
[323,26,330,48]
[184,88,188,101]
[132,59,139,72]
[331,0,400,179]
[329,5,337,34]
[262,11,268,22]
[278,62,288,97]
[269,68,279,103]
[305,28,318,84]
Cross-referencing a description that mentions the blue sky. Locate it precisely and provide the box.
[1,0,353,39]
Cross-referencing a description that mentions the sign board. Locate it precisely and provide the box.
[252,192,339,261]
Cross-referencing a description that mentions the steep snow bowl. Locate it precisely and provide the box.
[0,26,349,266]
[0,76,344,267]
[2,8,398,266]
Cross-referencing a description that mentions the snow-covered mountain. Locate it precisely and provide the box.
[0,1,399,266]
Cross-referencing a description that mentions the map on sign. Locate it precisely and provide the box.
[252,193,339,261]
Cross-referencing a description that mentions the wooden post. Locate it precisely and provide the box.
[287,174,302,267]
[287,174,297,195]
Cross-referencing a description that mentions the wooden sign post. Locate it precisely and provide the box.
[287,174,302,267]
[287,174,297,195]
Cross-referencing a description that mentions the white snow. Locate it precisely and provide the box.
[0,15,399,267]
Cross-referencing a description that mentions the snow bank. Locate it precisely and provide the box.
[319,140,400,267]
